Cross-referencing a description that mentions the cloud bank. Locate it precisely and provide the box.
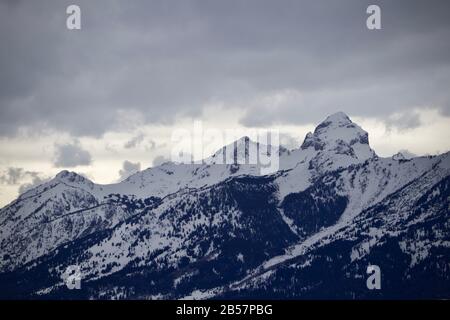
[53,141,92,167]
[1,0,449,137]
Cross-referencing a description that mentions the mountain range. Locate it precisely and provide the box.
[0,112,449,299]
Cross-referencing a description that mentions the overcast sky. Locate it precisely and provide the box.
[1,0,450,206]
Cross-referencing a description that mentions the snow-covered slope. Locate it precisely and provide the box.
[275,112,377,199]
[219,152,450,299]
[0,111,374,273]
[0,171,135,272]
[0,140,268,272]
[302,112,376,164]
[0,112,448,299]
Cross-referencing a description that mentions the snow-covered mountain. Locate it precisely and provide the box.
[0,112,448,299]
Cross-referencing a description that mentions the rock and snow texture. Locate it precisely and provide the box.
[0,112,448,299]
[299,112,376,171]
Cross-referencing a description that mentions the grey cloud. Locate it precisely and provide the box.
[124,134,157,154]
[53,141,92,167]
[279,133,300,150]
[145,140,160,152]
[118,160,141,181]
[385,112,422,132]
[0,168,25,185]
[1,0,450,137]
[0,168,49,193]
[124,133,145,149]
[18,174,51,194]
[146,140,156,150]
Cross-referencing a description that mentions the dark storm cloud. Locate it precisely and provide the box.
[53,141,92,167]
[1,0,450,136]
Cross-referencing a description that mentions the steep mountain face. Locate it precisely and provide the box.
[0,154,263,273]
[0,171,132,272]
[0,112,448,299]
[221,155,450,299]
[275,112,378,199]
[299,112,376,171]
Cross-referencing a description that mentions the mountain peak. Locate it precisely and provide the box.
[302,112,371,149]
[392,152,406,161]
[55,170,91,185]
[313,112,353,134]
[300,112,376,170]
[56,170,78,180]
[237,136,251,144]
[55,170,70,178]
[207,136,258,165]
[323,111,351,125]
[205,135,280,168]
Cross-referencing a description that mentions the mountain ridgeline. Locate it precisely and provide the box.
[0,112,449,299]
